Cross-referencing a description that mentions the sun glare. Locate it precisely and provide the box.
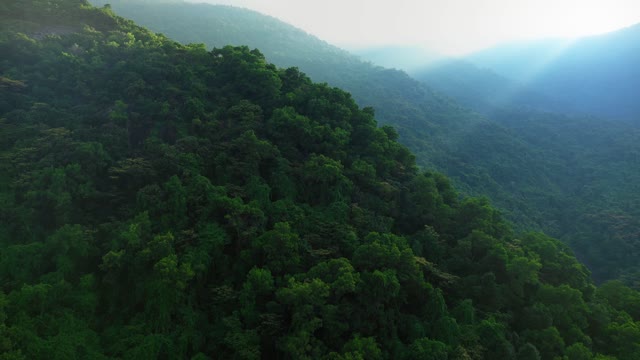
[190,0,640,56]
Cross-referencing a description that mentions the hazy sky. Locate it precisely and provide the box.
[187,0,640,55]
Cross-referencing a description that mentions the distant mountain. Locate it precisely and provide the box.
[411,59,572,116]
[466,25,640,120]
[465,39,571,80]
[352,45,444,72]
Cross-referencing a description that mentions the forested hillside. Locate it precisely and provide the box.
[407,45,640,285]
[486,110,640,283]
[3,0,640,359]
[81,1,564,232]
[86,0,640,285]
[82,1,568,229]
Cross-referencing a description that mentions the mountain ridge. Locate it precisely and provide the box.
[465,22,640,120]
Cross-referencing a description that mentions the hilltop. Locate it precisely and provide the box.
[2,0,640,358]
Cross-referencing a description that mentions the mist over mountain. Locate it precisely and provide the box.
[352,45,444,73]
[358,24,640,121]
[465,39,571,79]
[351,44,570,116]
[410,59,573,116]
[466,24,640,120]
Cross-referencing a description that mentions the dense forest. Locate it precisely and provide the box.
[2,0,640,359]
[87,0,640,286]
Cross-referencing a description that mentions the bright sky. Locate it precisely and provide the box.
[187,0,640,55]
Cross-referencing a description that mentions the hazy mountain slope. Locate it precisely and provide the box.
[465,39,570,80]
[467,25,640,120]
[411,59,572,116]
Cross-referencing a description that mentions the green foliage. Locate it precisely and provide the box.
[1,1,640,359]
[405,338,448,360]
[92,0,640,288]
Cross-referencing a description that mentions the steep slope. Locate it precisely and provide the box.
[467,25,640,120]
[3,1,640,359]
[86,0,561,232]
[85,0,640,284]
